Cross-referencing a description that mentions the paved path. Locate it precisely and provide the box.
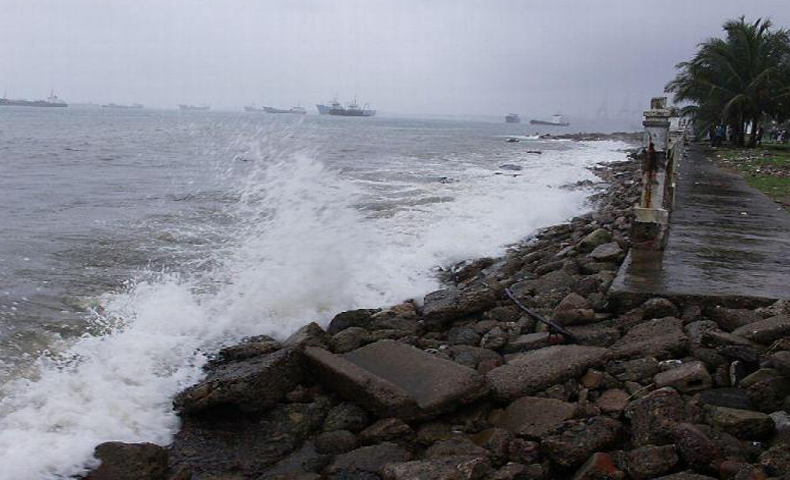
[612,144,790,307]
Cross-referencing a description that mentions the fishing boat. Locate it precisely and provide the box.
[505,113,520,123]
[0,90,68,108]
[530,114,569,127]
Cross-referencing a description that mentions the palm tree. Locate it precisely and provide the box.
[666,17,790,147]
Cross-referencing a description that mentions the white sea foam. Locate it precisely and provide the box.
[0,139,626,479]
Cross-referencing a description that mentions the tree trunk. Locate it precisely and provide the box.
[747,117,759,148]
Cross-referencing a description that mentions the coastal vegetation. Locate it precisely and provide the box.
[666,17,790,147]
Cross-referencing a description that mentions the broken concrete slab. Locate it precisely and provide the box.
[486,345,610,401]
[174,347,304,414]
[305,340,488,420]
[653,360,712,393]
[494,396,577,438]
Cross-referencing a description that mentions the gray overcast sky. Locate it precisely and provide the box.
[1,0,789,117]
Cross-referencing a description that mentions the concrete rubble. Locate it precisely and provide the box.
[83,148,790,480]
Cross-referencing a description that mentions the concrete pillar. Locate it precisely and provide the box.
[632,97,672,250]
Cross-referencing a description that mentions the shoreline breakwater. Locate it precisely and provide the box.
[83,137,790,480]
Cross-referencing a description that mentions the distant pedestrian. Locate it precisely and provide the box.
[756,126,764,146]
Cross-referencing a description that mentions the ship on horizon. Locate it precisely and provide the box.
[178,104,210,111]
[102,103,144,109]
[530,114,569,127]
[322,97,376,117]
[246,103,307,114]
[505,113,520,123]
[0,90,68,108]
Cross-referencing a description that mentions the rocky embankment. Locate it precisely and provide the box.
[85,152,790,480]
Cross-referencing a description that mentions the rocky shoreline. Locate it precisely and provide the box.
[84,145,790,480]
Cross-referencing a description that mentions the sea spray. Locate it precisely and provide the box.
[0,136,627,478]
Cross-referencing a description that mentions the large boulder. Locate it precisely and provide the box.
[86,442,168,480]
[541,416,625,469]
[625,445,679,480]
[327,309,381,334]
[626,388,686,447]
[732,314,790,344]
[305,340,489,420]
[382,456,491,480]
[325,442,412,477]
[486,345,610,401]
[611,317,688,359]
[174,347,304,414]
[494,396,577,438]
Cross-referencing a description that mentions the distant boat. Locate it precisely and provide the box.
[530,114,569,127]
[0,90,68,108]
[179,104,210,111]
[316,97,341,115]
[505,113,520,123]
[262,105,307,114]
[102,103,143,109]
[327,98,376,117]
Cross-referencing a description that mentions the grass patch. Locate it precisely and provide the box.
[712,144,790,210]
[745,175,790,195]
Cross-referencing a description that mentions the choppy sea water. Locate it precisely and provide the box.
[0,107,629,478]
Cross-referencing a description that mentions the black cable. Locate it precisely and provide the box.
[504,287,580,344]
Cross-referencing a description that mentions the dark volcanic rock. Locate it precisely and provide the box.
[698,388,753,410]
[86,442,168,480]
[541,416,625,469]
[323,403,370,433]
[625,445,678,480]
[284,322,330,348]
[175,347,304,414]
[495,396,577,438]
[328,309,381,335]
[260,442,330,479]
[358,418,414,445]
[382,455,491,480]
[216,335,280,362]
[315,430,357,454]
[641,297,680,320]
[169,400,329,478]
[653,360,712,393]
[326,442,412,476]
[578,228,612,253]
[626,387,686,447]
[673,423,720,470]
[708,406,775,440]
[589,242,624,262]
[740,368,790,412]
[732,314,790,344]
[707,307,763,332]
[611,317,688,359]
[486,345,609,400]
[306,340,488,420]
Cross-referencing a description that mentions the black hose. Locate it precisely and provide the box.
[504,287,580,344]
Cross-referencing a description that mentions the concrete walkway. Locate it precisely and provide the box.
[612,144,790,307]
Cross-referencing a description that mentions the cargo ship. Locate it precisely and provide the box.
[262,106,307,114]
[0,91,68,108]
[316,98,341,115]
[505,113,520,123]
[529,114,569,127]
[179,104,210,111]
[327,98,376,117]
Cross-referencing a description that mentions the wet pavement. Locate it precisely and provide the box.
[612,144,790,307]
